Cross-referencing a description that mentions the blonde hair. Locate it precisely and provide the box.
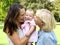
[26,9,34,16]
[36,9,56,31]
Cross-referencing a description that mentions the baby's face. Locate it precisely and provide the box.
[25,12,34,20]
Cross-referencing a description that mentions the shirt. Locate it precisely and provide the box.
[36,30,57,45]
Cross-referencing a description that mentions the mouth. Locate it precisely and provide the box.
[19,18,24,24]
[20,22,24,24]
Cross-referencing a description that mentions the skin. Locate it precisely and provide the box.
[34,16,44,29]
[25,12,36,37]
[24,11,36,45]
[25,12,34,20]
[6,8,35,45]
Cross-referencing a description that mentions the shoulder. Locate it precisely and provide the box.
[39,30,53,39]
[40,31,57,41]
[38,30,57,45]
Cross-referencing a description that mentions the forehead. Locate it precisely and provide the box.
[26,10,34,13]
[26,12,34,16]
[26,13,34,17]
[20,8,25,15]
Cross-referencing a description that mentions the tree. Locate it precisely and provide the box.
[53,0,60,21]
[0,0,19,21]
[0,0,56,21]
[19,0,55,12]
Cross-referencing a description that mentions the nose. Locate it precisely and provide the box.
[24,15,26,18]
[23,13,26,18]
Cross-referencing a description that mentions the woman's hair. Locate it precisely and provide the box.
[3,3,23,35]
[36,9,56,31]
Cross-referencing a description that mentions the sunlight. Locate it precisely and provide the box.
[49,0,55,2]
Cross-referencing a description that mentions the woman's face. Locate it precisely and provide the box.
[34,16,43,28]
[17,8,26,23]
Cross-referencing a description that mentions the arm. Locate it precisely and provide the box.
[26,25,36,36]
[26,20,36,36]
[6,27,34,45]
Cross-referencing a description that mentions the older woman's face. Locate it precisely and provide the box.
[17,8,25,23]
[34,16,43,28]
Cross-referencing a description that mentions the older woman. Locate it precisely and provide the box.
[3,3,35,45]
[34,9,57,45]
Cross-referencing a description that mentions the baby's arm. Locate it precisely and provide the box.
[26,25,36,37]
[26,19,36,36]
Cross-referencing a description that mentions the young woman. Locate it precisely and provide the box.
[3,3,35,45]
[34,9,57,45]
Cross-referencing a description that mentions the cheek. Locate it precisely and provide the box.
[25,16,30,19]
[36,19,42,26]
[20,16,24,19]
[21,15,25,19]
[34,16,41,25]
[19,16,24,21]
[37,20,40,25]
[35,19,39,25]
[29,16,32,19]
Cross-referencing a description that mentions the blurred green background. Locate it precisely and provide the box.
[0,0,60,45]
[0,22,60,45]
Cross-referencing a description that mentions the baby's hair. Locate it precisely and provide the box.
[26,9,34,16]
[36,9,56,31]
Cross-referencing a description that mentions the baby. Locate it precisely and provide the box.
[21,9,38,45]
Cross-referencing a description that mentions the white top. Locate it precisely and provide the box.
[7,28,24,45]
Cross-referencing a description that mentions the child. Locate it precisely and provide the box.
[21,9,38,45]
[35,9,57,45]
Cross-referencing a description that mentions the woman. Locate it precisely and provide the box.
[34,9,57,45]
[3,3,35,45]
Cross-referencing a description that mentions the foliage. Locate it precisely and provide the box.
[53,0,60,21]
[0,0,60,21]
[19,0,54,12]
[0,0,19,21]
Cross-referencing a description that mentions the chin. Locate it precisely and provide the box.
[20,19,24,22]
[20,21,24,24]
[21,20,24,22]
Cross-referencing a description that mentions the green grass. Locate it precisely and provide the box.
[0,22,60,45]
[54,24,60,45]
[0,22,9,45]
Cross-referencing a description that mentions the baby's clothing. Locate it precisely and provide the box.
[21,19,38,42]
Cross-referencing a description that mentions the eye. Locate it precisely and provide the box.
[21,13,26,16]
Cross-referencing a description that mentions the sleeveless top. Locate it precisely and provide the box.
[7,28,24,45]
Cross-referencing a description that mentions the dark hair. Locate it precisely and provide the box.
[3,3,23,35]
